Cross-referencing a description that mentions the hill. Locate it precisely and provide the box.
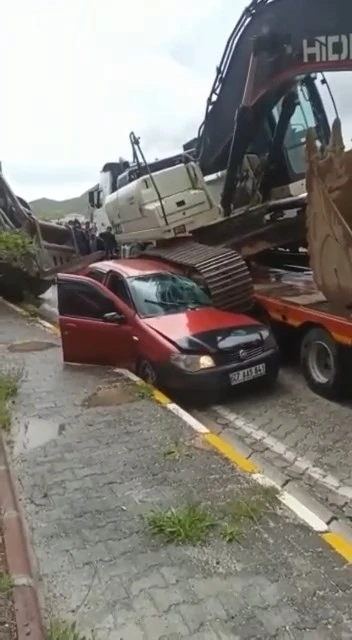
[29,190,89,221]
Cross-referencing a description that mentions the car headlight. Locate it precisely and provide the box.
[170,354,215,372]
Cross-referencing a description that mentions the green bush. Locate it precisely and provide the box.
[0,230,34,262]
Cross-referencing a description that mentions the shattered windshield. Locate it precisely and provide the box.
[128,272,212,317]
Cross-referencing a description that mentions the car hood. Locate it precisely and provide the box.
[143,308,267,353]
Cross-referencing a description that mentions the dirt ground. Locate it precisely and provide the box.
[0,524,17,640]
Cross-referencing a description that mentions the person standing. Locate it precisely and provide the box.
[99,226,117,258]
[89,231,105,254]
[73,219,90,255]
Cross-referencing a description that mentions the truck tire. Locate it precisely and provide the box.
[300,327,345,400]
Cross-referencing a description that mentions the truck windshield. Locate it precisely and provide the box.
[128,273,212,317]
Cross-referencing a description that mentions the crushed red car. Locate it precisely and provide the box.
[57,258,279,397]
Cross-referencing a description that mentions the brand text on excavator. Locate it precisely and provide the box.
[303,35,352,63]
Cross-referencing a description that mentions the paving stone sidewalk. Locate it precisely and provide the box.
[0,301,351,639]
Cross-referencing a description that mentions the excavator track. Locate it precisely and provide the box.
[145,238,254,312]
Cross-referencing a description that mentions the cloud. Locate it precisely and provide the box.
[1,0,351,201]
[1,0,242,200]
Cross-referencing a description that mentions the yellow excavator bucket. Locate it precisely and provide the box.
[306,118,352,311]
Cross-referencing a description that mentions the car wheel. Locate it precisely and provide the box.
[137,359,158,386]
[300,327,345,400]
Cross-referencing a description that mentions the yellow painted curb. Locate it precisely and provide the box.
[203,432,259,473]
[2,300,28,317]
[46,324,61,337]
[134,379,171,405]
[321,532,352,563]
[2,299,61,337]
[152,389,171,405]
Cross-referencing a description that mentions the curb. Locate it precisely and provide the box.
[119,369,352,565]
[0,436,45,639]
[1,298,60,337]
[2,297,352,566]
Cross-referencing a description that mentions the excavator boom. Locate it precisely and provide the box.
[194,0,352,180]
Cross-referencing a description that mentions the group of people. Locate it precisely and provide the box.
[66,219,118,258]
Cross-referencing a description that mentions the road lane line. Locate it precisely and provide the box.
[213,404,352,499]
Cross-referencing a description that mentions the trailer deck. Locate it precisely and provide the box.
[252,265,352,347]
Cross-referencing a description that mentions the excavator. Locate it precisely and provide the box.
[89,0,352,322]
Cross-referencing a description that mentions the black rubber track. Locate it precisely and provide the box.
[145,238,254,312]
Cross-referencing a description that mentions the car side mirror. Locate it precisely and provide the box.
[103,311,126,324]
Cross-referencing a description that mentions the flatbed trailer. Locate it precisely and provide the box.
[251,264,352,400]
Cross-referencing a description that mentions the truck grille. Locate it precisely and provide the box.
[216,344,264,365]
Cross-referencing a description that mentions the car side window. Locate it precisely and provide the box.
[87,269,105,284]
[58,280,116,319]
[106,273,132,307]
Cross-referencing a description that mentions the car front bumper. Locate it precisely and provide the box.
[156,348,279,396]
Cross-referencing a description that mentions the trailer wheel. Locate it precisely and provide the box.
[300,327,344,400]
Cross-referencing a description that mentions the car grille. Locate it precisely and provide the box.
[216,343,265,365]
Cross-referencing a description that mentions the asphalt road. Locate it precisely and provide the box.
[39,287,352,526]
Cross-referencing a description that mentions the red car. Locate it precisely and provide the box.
[57,258,279,396]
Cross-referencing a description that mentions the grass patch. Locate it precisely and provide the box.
[0,404,12,432]
[135,382,154,400]
[0,230,34,263]
[146,486,280,546]
[219,485,280,543]
[163,439,192,461]
[47,620,88,640]
[0,367,22,431]
[225,485,279,524]
[0,370,21,402]
[220,522,244,543]
[0,572,13,594]
[146,504,215,544]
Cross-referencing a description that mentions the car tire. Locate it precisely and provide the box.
[300,327,345,400]
[137,359,158,387]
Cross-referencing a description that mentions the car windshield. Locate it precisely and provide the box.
[128,272,212,317]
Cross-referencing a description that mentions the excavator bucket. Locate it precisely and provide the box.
[306,118,352,311]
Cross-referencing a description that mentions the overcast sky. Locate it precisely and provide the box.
[1,0,350,202]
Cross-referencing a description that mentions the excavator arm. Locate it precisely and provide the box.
[188,0,352,213]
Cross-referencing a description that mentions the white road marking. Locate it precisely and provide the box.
[279,492,329,532]
[167,403,210,434]
[252,473,328,532]
[213,404,352,499]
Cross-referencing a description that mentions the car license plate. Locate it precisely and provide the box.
[229,363,266,386]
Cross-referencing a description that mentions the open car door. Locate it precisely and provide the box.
[57,273,136,368]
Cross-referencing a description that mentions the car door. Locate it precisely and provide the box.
[57,274,135,367]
